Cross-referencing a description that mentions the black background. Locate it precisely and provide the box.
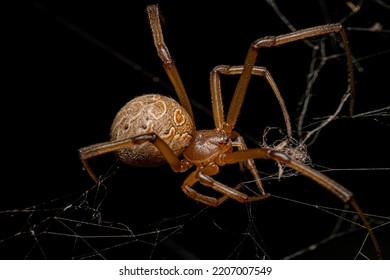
[3,0,389,259]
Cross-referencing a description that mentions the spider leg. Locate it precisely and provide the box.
[225,24,355,133]
[211,65,292,137]
[182,163,270,207]
[147,5,194,121]
[79,133,192,183]
[223,148,382,259]
[231,131,266,195]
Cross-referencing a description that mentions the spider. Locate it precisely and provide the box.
[79,4,381,258]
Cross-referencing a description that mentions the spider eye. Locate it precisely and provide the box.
[222,135,229,145]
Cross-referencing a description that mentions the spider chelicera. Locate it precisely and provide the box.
[79,4,381,258]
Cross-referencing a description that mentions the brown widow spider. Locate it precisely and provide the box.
[79,4,381,258]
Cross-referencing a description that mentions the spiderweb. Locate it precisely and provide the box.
[3,0,389,260]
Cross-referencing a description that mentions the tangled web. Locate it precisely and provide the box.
[3,0,389,259]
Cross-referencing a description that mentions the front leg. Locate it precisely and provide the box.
[226,24,355,131]
[210,65,292,137]
[223,147,382,258]
[181,164,270,207]
[231,131,266,195]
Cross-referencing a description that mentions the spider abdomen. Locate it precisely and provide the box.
[110,94,194,167]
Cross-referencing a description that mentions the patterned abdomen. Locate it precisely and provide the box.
[110,94,195,166]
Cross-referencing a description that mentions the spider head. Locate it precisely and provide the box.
[183,129,232,165]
